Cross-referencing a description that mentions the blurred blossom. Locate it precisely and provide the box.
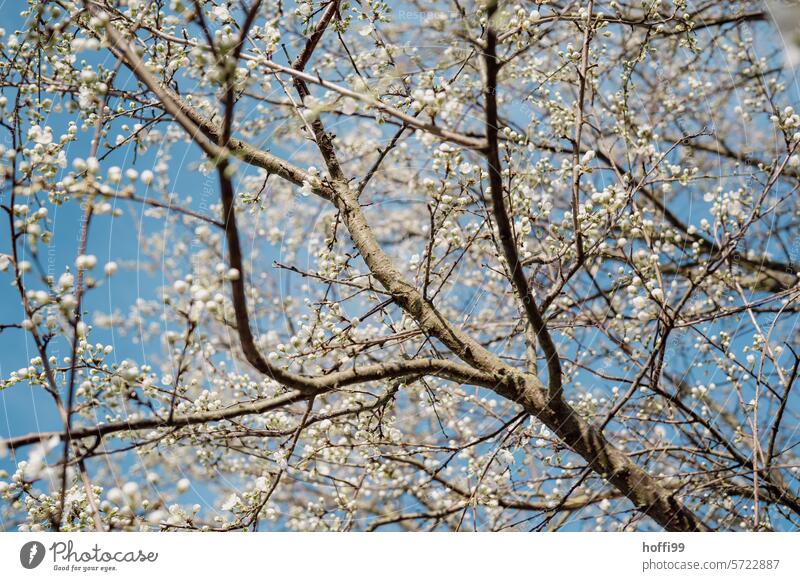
[767,0,800,66]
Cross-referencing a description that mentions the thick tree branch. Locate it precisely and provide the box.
[1,357,496,452]
[483,4,563,399]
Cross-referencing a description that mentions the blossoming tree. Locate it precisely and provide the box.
[1,0,799,532]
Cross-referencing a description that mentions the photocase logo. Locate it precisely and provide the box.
[20,541,46,569]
